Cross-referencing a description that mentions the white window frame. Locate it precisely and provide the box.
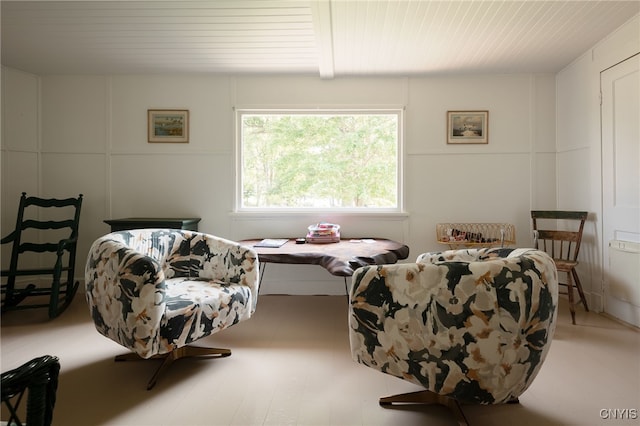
[234,107,404,214]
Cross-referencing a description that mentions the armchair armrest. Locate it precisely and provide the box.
[85,237,167,358]
[182,234,259,313]
[416,247,532,264]
[226,242,260,312]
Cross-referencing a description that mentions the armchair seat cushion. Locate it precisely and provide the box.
[162,278,252,345]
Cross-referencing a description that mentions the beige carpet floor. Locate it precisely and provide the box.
[1,294,639,426]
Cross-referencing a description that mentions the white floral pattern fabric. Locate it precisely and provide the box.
[349,247,558,405]
[85,230,259,359]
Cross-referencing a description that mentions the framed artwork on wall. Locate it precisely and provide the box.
[446,110,488,144]
[148,109,189,143]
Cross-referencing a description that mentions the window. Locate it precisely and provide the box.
[237,109,402,211]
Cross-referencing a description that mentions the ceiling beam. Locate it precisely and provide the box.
[310,0,335,79]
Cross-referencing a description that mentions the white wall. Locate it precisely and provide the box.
[1,68,40,266]
[1,70,556,294]
[555,14,639,311]
[2,17,636,302]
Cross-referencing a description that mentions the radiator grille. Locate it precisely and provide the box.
[609,240,640,307]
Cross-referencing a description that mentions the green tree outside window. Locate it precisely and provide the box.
[240,112,400,209]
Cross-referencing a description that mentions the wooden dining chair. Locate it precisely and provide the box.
[531,210,589,324]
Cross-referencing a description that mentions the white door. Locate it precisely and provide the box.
[601,54,640,327]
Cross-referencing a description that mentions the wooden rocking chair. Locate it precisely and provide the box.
[1,192,83,319]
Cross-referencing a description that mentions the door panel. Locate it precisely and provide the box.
[601,54,640,326]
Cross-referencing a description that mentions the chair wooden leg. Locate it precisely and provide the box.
[566,272,577,325]
[48,280,79,319]
[114,346,231,390]
[572,269,589,312]
[379,390,468,426]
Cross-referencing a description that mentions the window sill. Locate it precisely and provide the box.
[229,210,409,221]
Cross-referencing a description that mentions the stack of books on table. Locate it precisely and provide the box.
[306,222,340,243]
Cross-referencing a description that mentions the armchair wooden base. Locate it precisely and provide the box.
[379,390,468,426]
[379,390,520,426]
[115,346,231,390]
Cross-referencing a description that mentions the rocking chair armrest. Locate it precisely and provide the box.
[1,230,18,245]
[55,237,78,256]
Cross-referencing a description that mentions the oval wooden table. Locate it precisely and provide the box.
[239,238,410,294]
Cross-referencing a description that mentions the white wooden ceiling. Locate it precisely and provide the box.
[2,1,638,78]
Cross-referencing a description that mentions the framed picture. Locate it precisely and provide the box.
[447,110,488,144]
[148,109,189,143]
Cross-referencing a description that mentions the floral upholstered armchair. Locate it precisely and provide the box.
[349,247,558,424]
[85,229,259,389]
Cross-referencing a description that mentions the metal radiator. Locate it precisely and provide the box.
[608,240,640,307]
